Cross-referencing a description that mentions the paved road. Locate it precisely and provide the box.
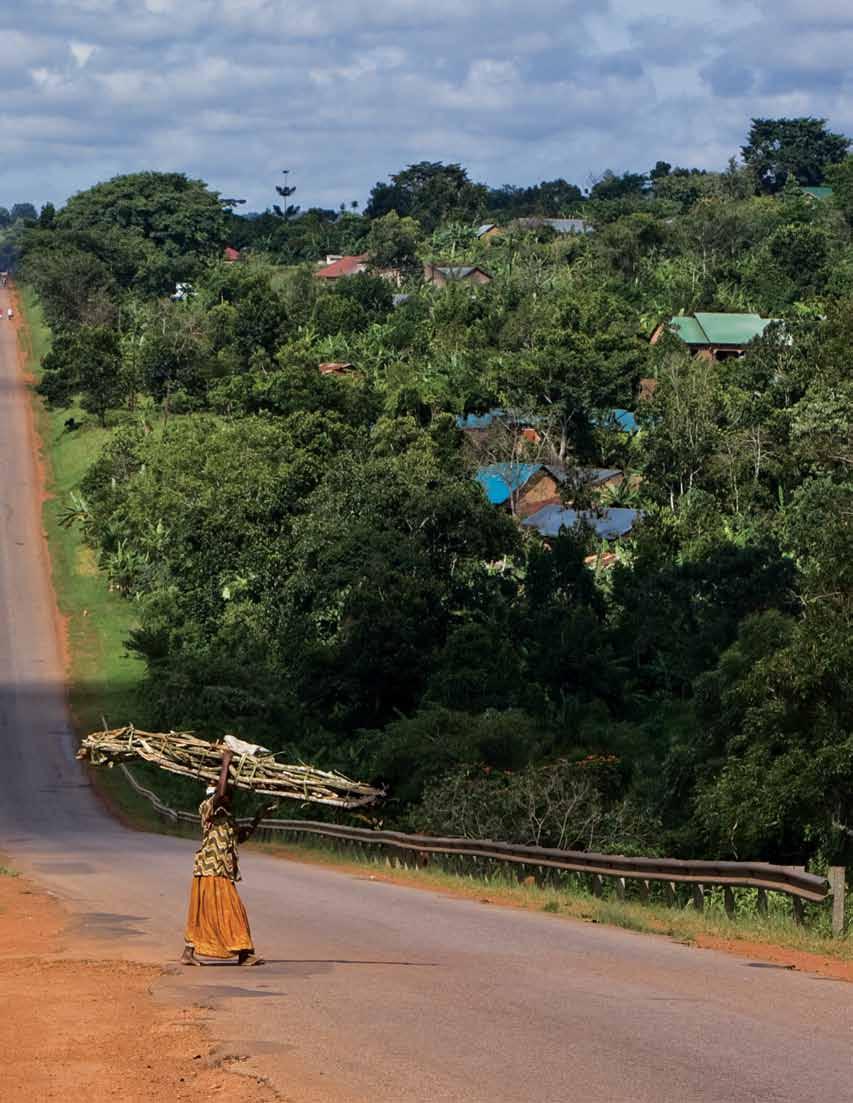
[1,287,851,1102]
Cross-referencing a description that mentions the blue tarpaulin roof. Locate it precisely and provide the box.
[456,408,504,431]
[523,506,639,540]
[476,463,543,506]
[609,409,638,433]
[591,409,639,433]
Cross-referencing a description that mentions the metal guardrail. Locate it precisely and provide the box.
[118,765,848,933]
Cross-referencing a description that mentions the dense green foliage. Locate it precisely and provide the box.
[742,117,849,193]
[20,124,853,864]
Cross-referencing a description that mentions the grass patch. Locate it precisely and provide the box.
[20,288,150,822]
[0,865,19,878]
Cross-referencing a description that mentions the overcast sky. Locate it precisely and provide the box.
[2,0,852,212]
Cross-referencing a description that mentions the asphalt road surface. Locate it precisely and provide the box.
[1,288,851,1102]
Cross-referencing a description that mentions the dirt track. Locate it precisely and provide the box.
[0,872,277,1101]
[1,286,853,1103]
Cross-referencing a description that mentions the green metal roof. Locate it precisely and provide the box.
[669,313,774,347]
[669,316,708,344]
[803,186,833,200]
[694,313,772,345]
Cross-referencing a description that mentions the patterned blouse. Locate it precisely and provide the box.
[192,797,240,881]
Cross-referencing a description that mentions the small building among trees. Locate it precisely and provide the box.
[651,312,776,360]
[314,254,369,281]
[475,463,627,519]
[424,264,492,287]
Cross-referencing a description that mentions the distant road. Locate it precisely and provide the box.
[0,288,851,1102]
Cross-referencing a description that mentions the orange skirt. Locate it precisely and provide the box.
[185,875,254,959]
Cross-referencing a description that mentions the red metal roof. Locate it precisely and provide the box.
[314,254,368,279]
[223,246,241,261]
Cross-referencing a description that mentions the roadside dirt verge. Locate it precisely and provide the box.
[692,932,853,983]
[0,870,280,1102]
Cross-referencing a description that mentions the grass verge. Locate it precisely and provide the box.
[19,287,149,821]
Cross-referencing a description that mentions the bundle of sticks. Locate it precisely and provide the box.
[77,725,384,809]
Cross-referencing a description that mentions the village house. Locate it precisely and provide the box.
[456,408,540,449]
[223,246,241,263]
[314,254,403,285]
[651,312,776,360]
[475,463,627,519]
[423,264,492,287]
[477,218,593,241]
[802,186,833,201]
[314,254,369,281]
[523,504,640,540]
[476,463,565,518]
[514,217,593,236]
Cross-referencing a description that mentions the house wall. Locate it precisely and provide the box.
[514,471,562,518]
[591,472,624,495]
[426,268,449,287]
[424,266,491,287]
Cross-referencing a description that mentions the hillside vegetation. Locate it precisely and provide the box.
[16,119,853,866]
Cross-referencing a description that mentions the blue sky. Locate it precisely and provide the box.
[2,0,852,211]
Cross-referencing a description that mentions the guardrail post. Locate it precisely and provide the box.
[591,874,603,898]
[724,886,735,920]
[790,866,806,926]
[614,877,626,902]
[756,888,767,917]
[828,867,846,937]
[692,884,704,912]
[663,881,676,907]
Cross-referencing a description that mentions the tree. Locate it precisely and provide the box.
[20,242,118,330]
[594,212,667,283]
[273,169,299,220]
[743,222,830,308]
[825,156,853,225]
[11,203,38,223]
[589,170,648,201]
[486,179,583,217]
[694,480,853,863]
[365,162,488,231]
[39,325,126,425]
[276,445,517,730]
[58,172,226,257]
[364,211,423,276]
[741,117,850,193]
[490,286,644,460]
[639,345,723,508]
[430,222,478,259]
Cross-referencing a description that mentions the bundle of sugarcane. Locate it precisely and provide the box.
[77,725,384,809]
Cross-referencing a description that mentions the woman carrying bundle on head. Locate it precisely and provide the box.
[182,746,276,967]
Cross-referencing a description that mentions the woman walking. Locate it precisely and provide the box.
[182,746,274,966]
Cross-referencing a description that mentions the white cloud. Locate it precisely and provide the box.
[69,40,97,67]
[2,1,852,211]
